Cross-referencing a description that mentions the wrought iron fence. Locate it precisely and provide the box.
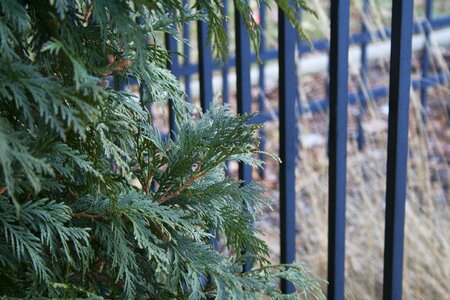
[164,0,449,298]
[119,0,450,298]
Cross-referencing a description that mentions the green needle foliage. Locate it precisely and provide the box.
[0,0,323,298]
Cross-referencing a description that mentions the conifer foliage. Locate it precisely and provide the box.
[0,0,323,298]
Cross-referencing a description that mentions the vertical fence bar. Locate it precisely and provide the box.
[420,0,432,121]
[182,0,191,102]
[222,0,230,105]
[165,33,179,137]
[258,4,266,106]
[294,7,303,160]
[278,5,298,294]
[258,3,266,178]
[327,0,350,298]
[235,3,253,273]
[112,75,121,91]
[383,0,414,299]
[235,8,252,184]
[197,15,213,111]
[357,0,370,151]
[197,8,219,272]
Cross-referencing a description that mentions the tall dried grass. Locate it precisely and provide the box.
[256,1,449,298]
[291,86,449,299]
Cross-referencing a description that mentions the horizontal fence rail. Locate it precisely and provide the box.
[168,10,450,154]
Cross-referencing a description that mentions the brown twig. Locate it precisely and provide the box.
[143,170,153,195]
[114,59,132,71]
[68,187,78,198]
[158,163,206,205]
[68,271,83,282]
[100,56,132,77]
[0,186,6,196]
[93,258,106,273]
[152,222,170,242]
[83,4,94,24]
[72,212,106,220]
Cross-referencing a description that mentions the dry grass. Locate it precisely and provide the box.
[253,1,450,297]
[292,89,449,299]
[255,74,449,299]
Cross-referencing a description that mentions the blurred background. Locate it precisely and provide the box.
[138,0,450,298]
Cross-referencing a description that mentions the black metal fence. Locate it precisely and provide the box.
[161,0,449,298]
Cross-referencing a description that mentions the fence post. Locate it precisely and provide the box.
[295,7,303,150]
[327,0,350,299]
[182,0,192,102]
[383,0,414,299]
[197,7,219,263]
[278,5,298,294]
[222,0,230,105]
[165,33,179,137]
[235,2,253,273]
[197,14,213,111]
[258,3,267,179]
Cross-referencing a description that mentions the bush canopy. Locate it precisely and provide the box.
[0,0,322,298]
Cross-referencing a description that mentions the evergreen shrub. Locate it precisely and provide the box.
[0,0,323,298]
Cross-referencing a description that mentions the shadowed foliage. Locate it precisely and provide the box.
[0,0,323,298]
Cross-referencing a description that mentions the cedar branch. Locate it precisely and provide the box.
[72,212,170,242]
[158,163,206,205]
